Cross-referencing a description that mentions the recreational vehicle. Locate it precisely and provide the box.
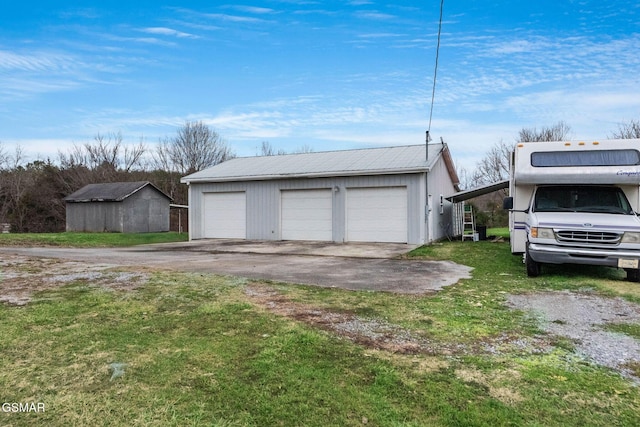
[503,139,640,281]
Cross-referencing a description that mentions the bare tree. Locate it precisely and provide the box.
[470,139,512,187]
[88,132,146,173]
[518,121,572,142]
[610,119,640,139]
[257,141,313,156]
[292,144,314,154]
[58,133,146,173]
[258,141,286,156]
[0,142,11,223]
[155,121,234,175]
[1,145,30,230]
[0,141,7,169]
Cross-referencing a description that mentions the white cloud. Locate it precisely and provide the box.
[140,27,199,39]
[226,6,278,15]
[357,32,404,39]
[103,34,177,47]
[202,12,270,24]
[0,50,75,72]
[355,11,397,21]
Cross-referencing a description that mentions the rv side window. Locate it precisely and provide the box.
[531,149,640,167]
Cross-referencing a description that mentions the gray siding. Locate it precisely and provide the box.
[66,186,170,233]
[427,154,458,241]
[66,201,123,232]
[188,173,429,244]
[121,186,170,233]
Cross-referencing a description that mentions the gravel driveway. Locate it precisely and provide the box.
[507,291,640,381]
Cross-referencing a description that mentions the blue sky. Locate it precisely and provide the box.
[1,1,639,174]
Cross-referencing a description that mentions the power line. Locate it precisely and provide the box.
[427,0,445,136]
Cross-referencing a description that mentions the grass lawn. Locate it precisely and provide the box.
[2,238,640,426]
[0,232,189,247]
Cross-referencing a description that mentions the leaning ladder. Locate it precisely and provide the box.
[461,203,476,241]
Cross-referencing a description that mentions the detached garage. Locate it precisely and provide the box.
[181,144,460,244]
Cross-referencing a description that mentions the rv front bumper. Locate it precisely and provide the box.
[528,243,640,268]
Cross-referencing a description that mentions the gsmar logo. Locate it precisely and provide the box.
[2,402,45,413]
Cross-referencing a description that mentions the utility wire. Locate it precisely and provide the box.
[427,0,445,136]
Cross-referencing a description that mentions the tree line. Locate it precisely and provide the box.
[0,121,233,233]
[1,119,638,233]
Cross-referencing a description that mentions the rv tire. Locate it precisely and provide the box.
[525,243,540,277]
[626,268,640,283]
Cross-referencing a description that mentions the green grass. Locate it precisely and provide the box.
[2,239,640,425]
[0,232,188,247]
[487,227,510,239]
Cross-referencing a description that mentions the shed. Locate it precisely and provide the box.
[181,144,460,244]
[65,181,171,233]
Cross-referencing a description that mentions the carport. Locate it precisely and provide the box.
[445,179,509,237]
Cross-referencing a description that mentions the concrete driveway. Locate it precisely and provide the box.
[0,240,473,294]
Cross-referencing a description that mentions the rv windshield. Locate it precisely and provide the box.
[533,186,634,215]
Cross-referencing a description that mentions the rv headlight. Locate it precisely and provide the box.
[622,232,640,244]
[530,227,554,240]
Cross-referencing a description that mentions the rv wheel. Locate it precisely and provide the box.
[525,243,540,277]
[626,269,640,283]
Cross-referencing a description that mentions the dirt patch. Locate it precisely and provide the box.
[244,283,551,357]
[0,254,148,305]
[455,367,524,405]
[244,283,429,354]
[507,291,640,381]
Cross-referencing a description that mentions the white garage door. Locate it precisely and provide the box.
[203,192,246,238]
[281,189,332,241]
[347,187,408,243]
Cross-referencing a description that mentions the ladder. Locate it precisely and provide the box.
[461,203,476,241]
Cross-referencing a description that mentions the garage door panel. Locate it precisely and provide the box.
[281,189,332,241]
[203,192,246,238]
[347,187,407,243]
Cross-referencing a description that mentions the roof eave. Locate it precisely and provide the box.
[181,167,430,184]
[119,181,173,201]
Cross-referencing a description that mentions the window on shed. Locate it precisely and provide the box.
[531,149,640,167]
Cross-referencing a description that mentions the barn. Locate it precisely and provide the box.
[180,144,460,244]
[65,181,171,233]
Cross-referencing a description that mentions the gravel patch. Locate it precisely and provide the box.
[506,291,640,380]
[0,254,148,305]
[246,284,640,382]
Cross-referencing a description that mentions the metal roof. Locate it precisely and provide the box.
[182,144,449,183]
[445,179,509,203]
[65,181,171,203]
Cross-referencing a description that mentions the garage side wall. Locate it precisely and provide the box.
[427,155,457,241]
[187,173,427,244]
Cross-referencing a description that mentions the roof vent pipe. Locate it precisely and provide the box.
[425,130,431,162]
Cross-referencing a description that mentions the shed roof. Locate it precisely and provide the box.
[65,181,171,203]
[181,144,459,185]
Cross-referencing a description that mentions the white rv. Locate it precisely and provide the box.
[503,139,640,281]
